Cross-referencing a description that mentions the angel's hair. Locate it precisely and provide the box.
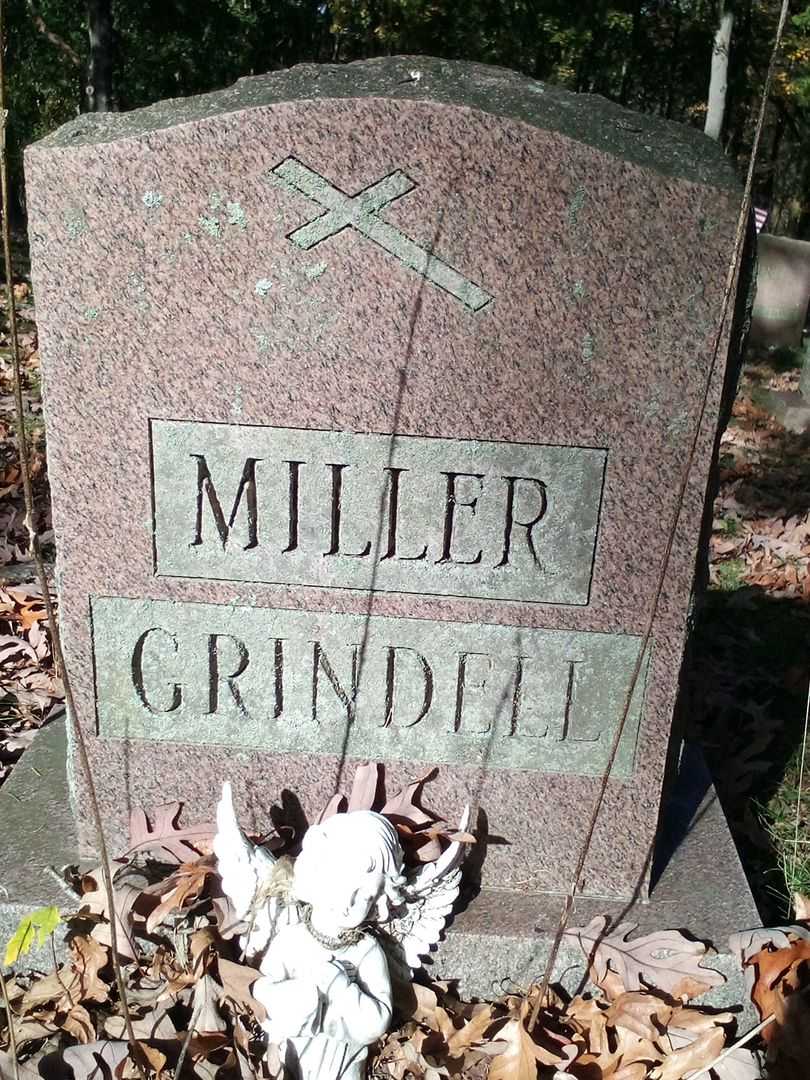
[293,810,406,915]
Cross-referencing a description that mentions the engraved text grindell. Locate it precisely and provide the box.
[92,597,648,776]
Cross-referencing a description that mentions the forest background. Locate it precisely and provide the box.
[5,0,810,237]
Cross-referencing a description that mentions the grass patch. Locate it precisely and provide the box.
[761,740,810,905]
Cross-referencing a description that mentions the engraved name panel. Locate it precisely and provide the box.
[151,421,607,605]
[92,597,647,776]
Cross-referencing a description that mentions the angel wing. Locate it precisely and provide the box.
[214,781,288,958]
[380,806,472,979]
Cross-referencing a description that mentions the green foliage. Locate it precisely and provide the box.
[4,905,61,966]
[762,741,810,903]
[712,558,747,591]
[6,0,810,234]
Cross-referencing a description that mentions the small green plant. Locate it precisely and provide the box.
[713,558,746,591]
[719,515,742,537]
[4,905,61,965]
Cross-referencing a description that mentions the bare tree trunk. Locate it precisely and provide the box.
[84,0,114,112]
[705,2,734,140]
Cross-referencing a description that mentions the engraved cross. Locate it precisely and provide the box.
[271,157,492,313]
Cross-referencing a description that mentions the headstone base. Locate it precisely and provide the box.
[433,744,760,1024]
[0,724,758,1024]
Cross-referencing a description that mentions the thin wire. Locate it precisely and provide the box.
[529,0,792,1030]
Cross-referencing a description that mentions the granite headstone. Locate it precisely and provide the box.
[750,233,810,350]
[26,58,744,921]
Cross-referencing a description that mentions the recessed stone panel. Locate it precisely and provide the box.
[92,595,646,775]
[151,420,606,605]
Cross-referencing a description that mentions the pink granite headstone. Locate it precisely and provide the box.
[25,58,743,912]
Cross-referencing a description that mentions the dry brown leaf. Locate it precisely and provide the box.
[668,1006,734,1036]
[60,1003,96,1043]
[667,1028,761,1080]
[217,957,267,1021]
[792,893,810,921]
[9,1018,58,1049]
[61,1040,130,1080]
[607,991,673,1041]
[126,803,215,863]
[748,939,810,1040]
[71,934,112,1003]
[566,917,725,1000]
[649,1026,724,1080]
[487,1016,539,1080]
[79,871,144,961]
[191,974,226,1034]
[145,860,214,933]
[133,1041,168,1080]
[445,1004,494,1056]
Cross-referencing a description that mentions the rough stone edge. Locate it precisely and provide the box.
[26,56,737,190]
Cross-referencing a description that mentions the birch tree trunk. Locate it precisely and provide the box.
[704,3,734,140]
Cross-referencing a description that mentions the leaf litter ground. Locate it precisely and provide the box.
[3,299,810,1076]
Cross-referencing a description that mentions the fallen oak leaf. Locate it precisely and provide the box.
[489,999,570,1076]
[668,1005,735,1036]
[125,803,215,864]
[487,1016,539,1080]
[144,859,215,933]
[217,957,267,1021]
[191,974,227,1034]
[747,939,810,1041]
[78,870,145,961]
[565,917,726,1000]
[666,1027,762,1079]
[22,935,110,1011]
[444,1004,495,1056]
[60,1003,96,1043]
[70,934,111,1004]
[606,990,674,1041]
[649,1026,724,1080]
[132,1042,168,1080]
[7,1018,58,1050]
[727,925,810,998]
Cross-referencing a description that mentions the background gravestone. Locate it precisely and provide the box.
[749,233,810,433]
[749,233,810,351]
[25,58,754,977]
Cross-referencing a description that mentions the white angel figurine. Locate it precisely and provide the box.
[214,781,470,1080]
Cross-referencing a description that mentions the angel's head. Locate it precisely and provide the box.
[293,811,406,931]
